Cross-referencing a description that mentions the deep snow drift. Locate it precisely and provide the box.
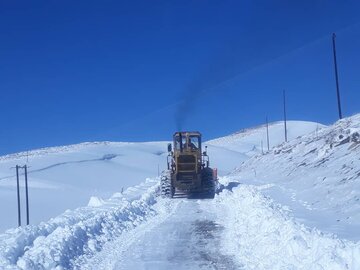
[0,179,161,269]
[216,179,360,270]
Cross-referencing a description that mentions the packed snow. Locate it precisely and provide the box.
[1,116,360,269]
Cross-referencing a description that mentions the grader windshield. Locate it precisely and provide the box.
[174,132,201,151]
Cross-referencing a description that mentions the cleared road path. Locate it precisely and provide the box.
[78,196,240,270]
[115,198,240,270]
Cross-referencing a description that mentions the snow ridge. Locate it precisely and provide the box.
[0,179,160,269]
[216,179,360,269]
[0,142,136,163]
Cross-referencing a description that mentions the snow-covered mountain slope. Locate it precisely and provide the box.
[231,114,360,241]
[207,120,324,155]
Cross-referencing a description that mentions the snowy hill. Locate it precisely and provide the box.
[207,120,324,155]
[230,114,360,241]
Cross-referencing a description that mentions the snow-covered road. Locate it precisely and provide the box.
[104,199,238,270]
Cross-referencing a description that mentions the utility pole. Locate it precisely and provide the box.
[283,90,288,142]
[266,116,270,151]
[16,165,21,227]
[24,165,30,225]
[332,33,343,119]
[14,165,30,227]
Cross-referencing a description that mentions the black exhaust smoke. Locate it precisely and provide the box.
[173,23,312,130]
[173,41,255,130]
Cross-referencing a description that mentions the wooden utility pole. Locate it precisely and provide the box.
[14,165,30,227]
[266,116,270,151]
[24,165,30,225]
[332,33,343,119]
[16,165,21,227]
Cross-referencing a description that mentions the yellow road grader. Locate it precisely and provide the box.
[161,131,217,198]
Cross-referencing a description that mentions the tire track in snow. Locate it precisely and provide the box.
[111,197,241,270]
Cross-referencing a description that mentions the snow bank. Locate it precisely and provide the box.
[0,179,160,269]
[216,180,360,270]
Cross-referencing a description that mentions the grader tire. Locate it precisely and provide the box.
[201,168,216,199]
[160,170,173,198]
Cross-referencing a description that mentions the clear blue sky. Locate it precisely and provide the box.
[1,1,360,155]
